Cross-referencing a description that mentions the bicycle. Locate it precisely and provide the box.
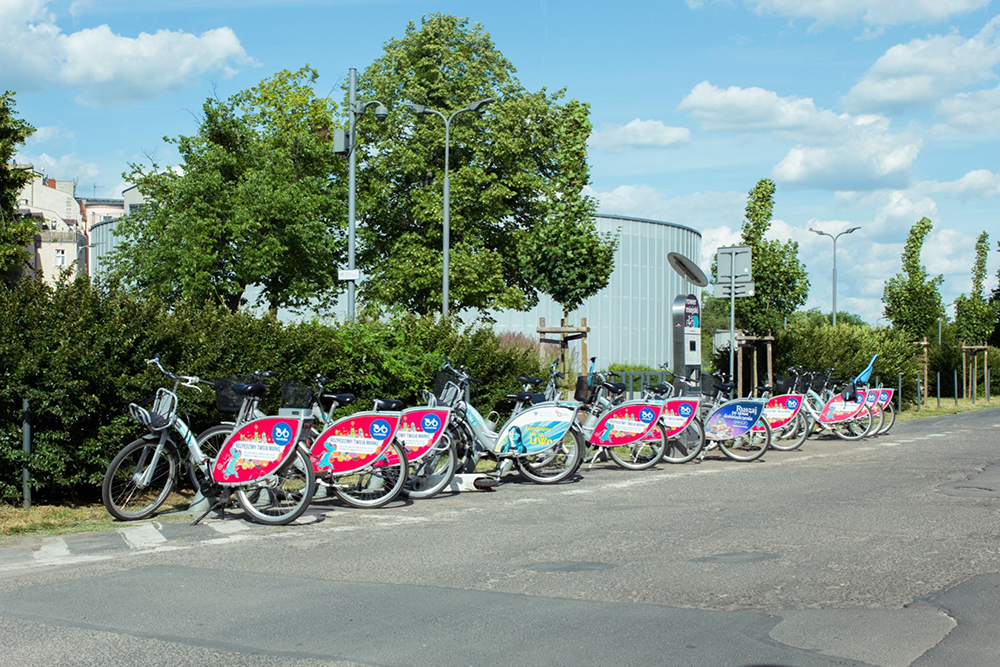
[697,371,772,462]
[432,359,584,484]
[637,368,706,464]
[102,356,316,526]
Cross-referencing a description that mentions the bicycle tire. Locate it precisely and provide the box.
[768,411,809,451]
[402,436,457,499]
[718,418,770,462]
[514,427,584,484]
[235,447,315,525]
[102,438,178,521]
[188,424,231,490]
[832,405,873,441]
[868,404,885,437]
[878,402,897,435]
[333,440,408,508]
[607,435,665,470]
[661,418,706,464]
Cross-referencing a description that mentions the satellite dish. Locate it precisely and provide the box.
[667,252,708,287]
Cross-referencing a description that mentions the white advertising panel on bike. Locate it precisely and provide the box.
[494,404,577,455]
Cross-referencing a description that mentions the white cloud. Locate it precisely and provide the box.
[590,119,690,149]
[744,0,989,26]
[680,82,921,189]
[923,169,1000,197]
[14,150,99,182]
[845,17,1000,112]
[925,228,977,275]
[936,82,1000,132]
[0,0,251,105]
[27,124,75,144]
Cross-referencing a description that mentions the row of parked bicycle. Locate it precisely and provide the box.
[101,353,894,526]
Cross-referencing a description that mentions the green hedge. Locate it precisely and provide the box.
[0,277,541,504]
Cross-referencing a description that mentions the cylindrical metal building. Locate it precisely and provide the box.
[491,213,703,369]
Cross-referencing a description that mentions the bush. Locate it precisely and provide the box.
[0,277,542,504]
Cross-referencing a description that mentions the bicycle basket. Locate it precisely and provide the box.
[128,388,178,431]
[774,374,793,395]
[574,375,593,403]
[281,380,314,409]
[701,374,720,399]
[793,374,809,394]
[809,373,827,393]
[214,375,254,414]
[434,371,462,403]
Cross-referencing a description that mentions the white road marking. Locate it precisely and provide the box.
[926,434,947,438]
[205,520,249,535]
[118,523,167,551]
[32,537,70,561]
[561,489,594,495]
[878,442,901,447]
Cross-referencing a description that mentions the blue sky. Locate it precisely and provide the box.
[4,0,1000,321]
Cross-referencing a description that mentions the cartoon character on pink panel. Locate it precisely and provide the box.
[382,408,450,466]
[589,402,664,446]
[212,418,300,486]
[644,399,699,440]
[310,412,400,475]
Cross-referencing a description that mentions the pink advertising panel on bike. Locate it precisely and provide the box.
[494,404,578,455]
[759,394,805,430]
[212,417,302,486]
[877,389,894,408]
[382,407,451,466]
[644,398,699,439]
[310,412,399,475]
[818,391,867,424]
[705,399,765,440]
[589,401,665,446]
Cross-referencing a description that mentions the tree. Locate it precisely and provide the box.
[954,231,999,345]
[0,91,37,285]
[713,179,809,334]
[110,67,347,313]
[882,217,943,339]
[352,14,615,316]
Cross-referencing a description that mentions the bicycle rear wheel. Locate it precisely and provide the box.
[607,435,665,470]
[235,447,315,525]
[718,418,770,462]
[515,427,583,483]
[102,438,178,521]
[661,418,706,464]
[768,412,809,451]
[832,406,873,441]
[878,402,897,435]
[402,435,457,499]
[333,441,408,508]
[189,424,231,490]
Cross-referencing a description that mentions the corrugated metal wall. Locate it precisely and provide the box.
[490,214,702,369]
[90,218,118,277]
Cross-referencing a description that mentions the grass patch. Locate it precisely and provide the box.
[896,397,999,422]
[0,490,195,540]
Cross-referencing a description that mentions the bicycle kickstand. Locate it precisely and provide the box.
[191,487,231,526]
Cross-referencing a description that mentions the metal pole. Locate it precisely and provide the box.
[897,373,902,412]
[954,369,958,406]
[937,371,941,409]
[347,68,358,322]
[831,236,837,326]
[22,399,31,509]
[916,375,921,412]
[938,319,942,346]
[729,252,736,381]
[442,116,451,319]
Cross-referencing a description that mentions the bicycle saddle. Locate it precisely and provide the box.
[649,383,671,395]
[321,392,355,406]
[756,385,774,393]
[602,381,626,395]
[714,381,735,394]
[374,398,404,411]
[505,391,536,403]
[232,383,267,397]
[518,375,543,385]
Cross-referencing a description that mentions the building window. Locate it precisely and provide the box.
[102,215,114,222]
[55,249,65,266]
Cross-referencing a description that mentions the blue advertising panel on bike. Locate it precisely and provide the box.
[704,399,765,441]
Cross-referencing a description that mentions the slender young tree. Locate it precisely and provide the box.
[0,91,37,285]
[955,231,1000,345]
[882,217,944,339]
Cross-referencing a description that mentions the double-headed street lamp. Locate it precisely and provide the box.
[405,98,495,319]
[345,67,388,322]
[809,225,860,326]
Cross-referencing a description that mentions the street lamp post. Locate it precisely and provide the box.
[346,67,389,322]
[809,225,860,326]
[405,98,495,319]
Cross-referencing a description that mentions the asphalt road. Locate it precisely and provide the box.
[2,408,1000,666]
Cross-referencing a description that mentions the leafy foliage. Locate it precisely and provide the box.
[352,14,614,316]
[0,91,37,285]
[883,217,943,340]
[954,231,1000,345]
[0,277,541,504]
[109,67,347,313]
[712,179,810,335]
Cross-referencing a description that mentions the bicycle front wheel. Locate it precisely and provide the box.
[515,427,583,484]
[333,441,408,508]
[235,447,315,525]
[102,438,178,521]
[768,412,809,451]
[403,436,457,499]
[607,433,665,470]
[718,419,770,462]
[661,418,706,464]
[878,402,897,435]
[832,406,873,441]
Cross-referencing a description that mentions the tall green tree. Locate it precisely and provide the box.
[110,67,346,313]
[352,14,615,316]
[954,231,999,345]
[882,216,943,339]
[713,179,809,334]
[0,91,38,285]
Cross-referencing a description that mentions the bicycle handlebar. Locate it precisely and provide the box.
[145,355,203,392]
